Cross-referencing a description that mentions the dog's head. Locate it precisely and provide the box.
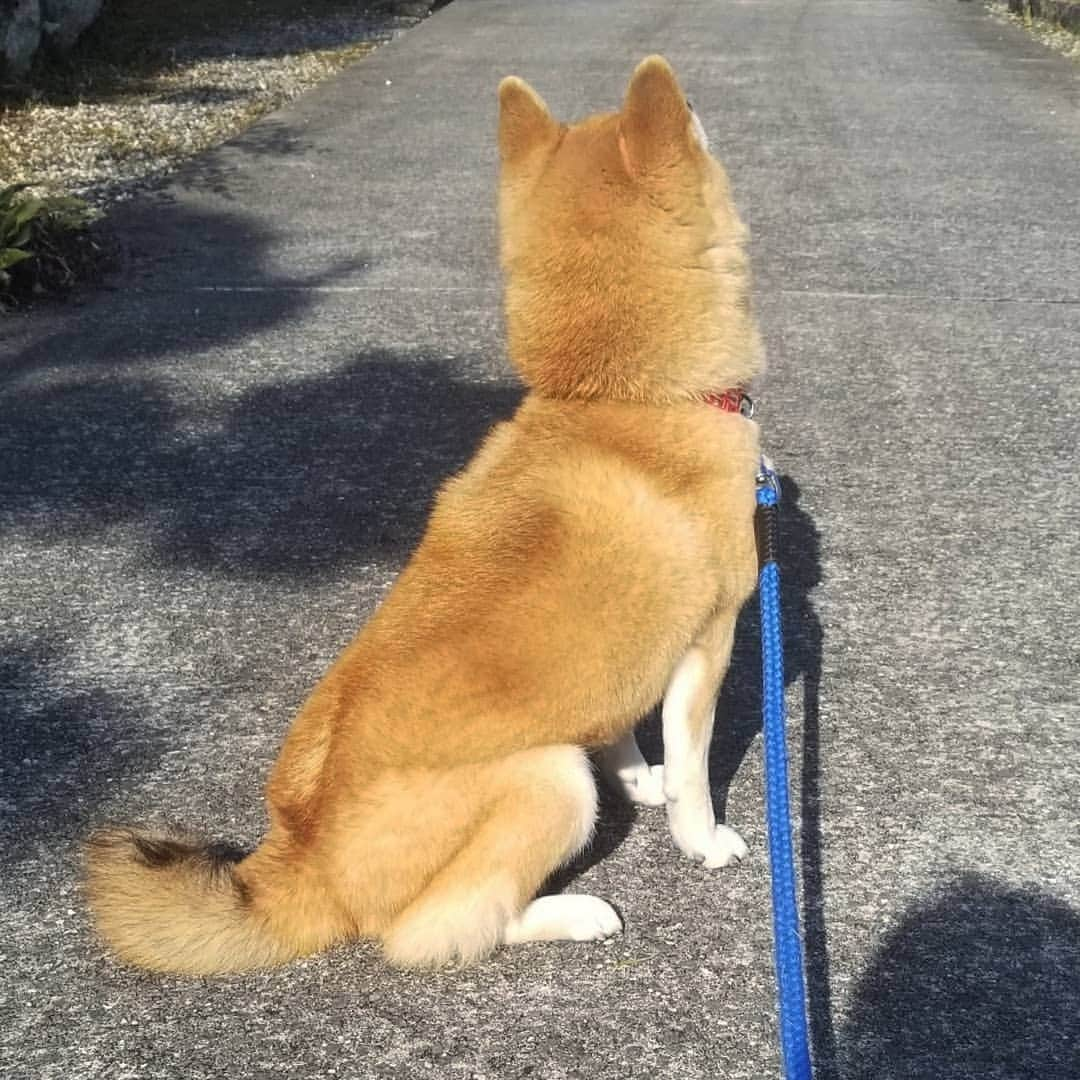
[497,56,763,405]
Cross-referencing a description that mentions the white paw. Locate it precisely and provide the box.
[671,814,748,868]
[700,824,749,868]
[557,895,624,941]
[616,762,666,806]
[505,895,623,944]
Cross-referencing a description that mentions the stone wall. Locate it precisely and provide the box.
[1,0,102,78]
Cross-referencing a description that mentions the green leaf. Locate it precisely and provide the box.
[0,248,34,271]
[12,197,44,229]
[0,209,19,243]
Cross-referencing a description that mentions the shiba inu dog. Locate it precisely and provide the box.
[86,55,764,973]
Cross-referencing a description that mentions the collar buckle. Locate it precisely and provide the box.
[704,388,755,419]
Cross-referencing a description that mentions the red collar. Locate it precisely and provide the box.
[703,388,755,418]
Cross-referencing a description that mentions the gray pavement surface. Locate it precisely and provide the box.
[2,1,1079,1078]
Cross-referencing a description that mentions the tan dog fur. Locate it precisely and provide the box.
[85,56,764,974]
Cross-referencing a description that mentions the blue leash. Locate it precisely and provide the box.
[756,459,813,1080]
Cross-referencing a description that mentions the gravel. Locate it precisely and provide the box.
[0,6,430,208]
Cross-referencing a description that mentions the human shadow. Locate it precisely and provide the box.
[837,875,1080,1079]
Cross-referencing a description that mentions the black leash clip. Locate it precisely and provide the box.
[755,456,781,568]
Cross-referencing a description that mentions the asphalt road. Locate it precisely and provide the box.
[2,2,1079,1078]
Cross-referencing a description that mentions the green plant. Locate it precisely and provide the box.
[0,182,101,301]
[0,183,40,282]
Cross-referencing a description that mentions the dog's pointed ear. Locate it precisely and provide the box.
[498,76,558,163]
[620,55,693,175]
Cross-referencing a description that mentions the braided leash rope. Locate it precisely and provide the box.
[756,460,813,1080]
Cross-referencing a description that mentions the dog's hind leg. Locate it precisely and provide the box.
[662,609,748,868]
[380,744,619,967]
[595,728,666,806]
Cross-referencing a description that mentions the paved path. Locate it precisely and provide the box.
[2,2,1079,1078]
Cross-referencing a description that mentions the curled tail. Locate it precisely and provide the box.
[85,827,344,975]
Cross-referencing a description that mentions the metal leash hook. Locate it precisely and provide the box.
[756,456,813,1080]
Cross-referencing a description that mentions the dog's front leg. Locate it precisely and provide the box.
[662,610,747,868]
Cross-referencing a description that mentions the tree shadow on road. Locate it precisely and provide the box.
[0,351,521,576]
[0,344,522,862]
[1,190,322,863]
[160,356,521,577]
[0,161,523,865]
[0,636,168,867]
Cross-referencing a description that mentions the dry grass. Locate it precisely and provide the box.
[0,1,422,205]
[985,1,1080,59]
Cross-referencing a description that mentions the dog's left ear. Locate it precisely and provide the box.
[619,55,693,176]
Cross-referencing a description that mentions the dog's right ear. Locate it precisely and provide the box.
[620,55,693,177]
[498,76,558,163]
